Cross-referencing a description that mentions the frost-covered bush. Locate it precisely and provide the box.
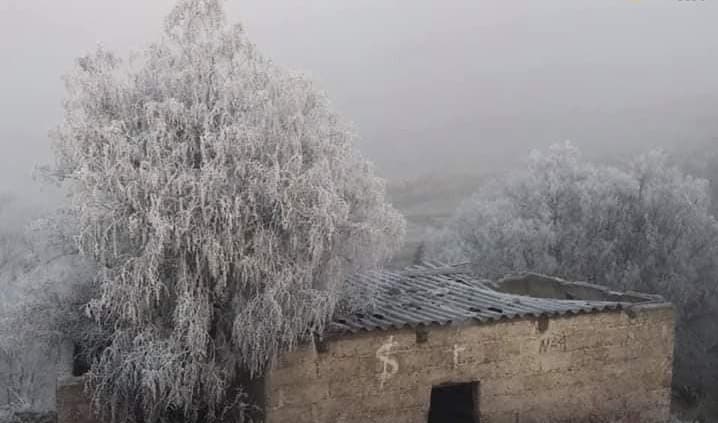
[48,0,404,422]
[0,209,96,414]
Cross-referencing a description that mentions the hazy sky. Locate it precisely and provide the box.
[1,0,718,194]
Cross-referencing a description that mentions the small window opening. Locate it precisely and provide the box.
[428,382,479,423]
[313,333,329,354]
[537,315,550,333]
[416,326,429,344]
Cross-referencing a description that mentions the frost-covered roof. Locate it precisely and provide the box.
[329,263,658,335]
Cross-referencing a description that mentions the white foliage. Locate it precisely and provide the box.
[432,143,718,306]
[429,142,718,393]
[50,1,404,422]
[0,209,96,414]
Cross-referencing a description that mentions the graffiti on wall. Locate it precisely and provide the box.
[539,333,567,354]
[376,336,399,389]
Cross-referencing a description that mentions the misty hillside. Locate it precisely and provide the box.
[387,172,488,267]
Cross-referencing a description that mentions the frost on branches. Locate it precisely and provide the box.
[429,143,718,314]
[50,1,404,421]
[428,142,718,395]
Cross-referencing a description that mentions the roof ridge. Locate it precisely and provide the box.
[400,262,472,277]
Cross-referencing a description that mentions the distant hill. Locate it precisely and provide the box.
[386,172,491,268]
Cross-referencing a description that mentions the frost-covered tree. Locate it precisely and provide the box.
[49,1,404,422]
[428,142,718,394]
[430,143,718,307]
[675,140,718,216]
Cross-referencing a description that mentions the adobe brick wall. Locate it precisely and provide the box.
[264,304,674,423]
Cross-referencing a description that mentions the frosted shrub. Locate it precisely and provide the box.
[0,209,97,414]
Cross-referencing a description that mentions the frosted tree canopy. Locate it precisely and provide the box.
[428,143,718,395]
[430,143,718,310]
[50,0,404,421]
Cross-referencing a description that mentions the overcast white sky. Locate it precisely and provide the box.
[1,0,718,195]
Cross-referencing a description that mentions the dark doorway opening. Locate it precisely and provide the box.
[428,382,479,423]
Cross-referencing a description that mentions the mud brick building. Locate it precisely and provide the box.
[58,264,674,423]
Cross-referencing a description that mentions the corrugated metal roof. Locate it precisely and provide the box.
[329,263,635,334]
